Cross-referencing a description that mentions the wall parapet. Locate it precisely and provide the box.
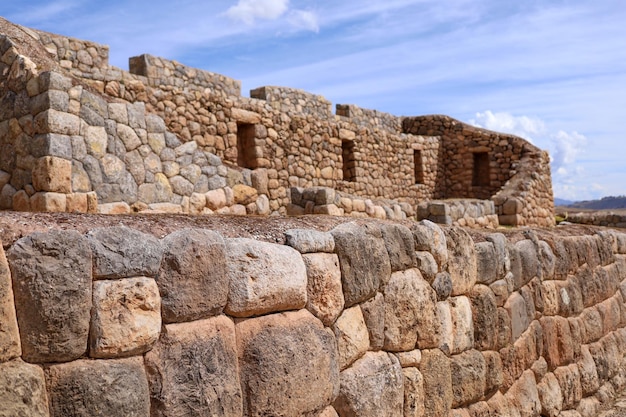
[251,85,332,118]
[1,219,626,415]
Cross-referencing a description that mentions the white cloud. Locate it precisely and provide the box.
[226,0,289,24]
[469,110,545,143]
[10,0,79,24]
[288,10,319,33]
[549,130,587,171]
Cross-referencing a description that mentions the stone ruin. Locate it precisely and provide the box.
[0,17,554,227]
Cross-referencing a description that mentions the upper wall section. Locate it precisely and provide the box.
[0,18,554,226]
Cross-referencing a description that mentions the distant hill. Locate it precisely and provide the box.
[566,196,626,210]
[554,198,575,206]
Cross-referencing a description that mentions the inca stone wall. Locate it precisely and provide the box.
[1,219,626,416]
[0,18,555,226]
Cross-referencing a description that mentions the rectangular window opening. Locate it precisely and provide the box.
[342,140,356,182]
[237,123,257,169]
[414,150,424,184]
[472,152,490,186]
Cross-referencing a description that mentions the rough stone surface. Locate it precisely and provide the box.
[47,356,150,417]
[303,252,344,326]
[158,229,228,323]
[89,276,161,358]
[0,359,49,417]
[237,310,339,417]
[475,241,498,285]
[412,220,448,269]
[333,305,370,370]
[469,284,498,351]
[420,348,452,417]
[285,229,335,253]
[537,372,563,417]
[331,222,391,307]
[384,268,438,351]
[450,349,487,408]
[403,367,425,417]
[360,292,385,351]
[505,369,541,417]
[444,227,477,296]
[334,351,404,417]
[8,230,91,362]
[32,155,72,193]
[439,296,474,354]
[145,316,242,417]
[0,242,20,361]
[225,238,307,317]
[87,226,163,279]
[380,223,416,272]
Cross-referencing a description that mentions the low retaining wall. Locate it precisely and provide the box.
[2,219,626,416]
[564,212,626,229]
[416,198,499,228]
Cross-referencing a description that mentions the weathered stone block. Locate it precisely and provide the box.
[475,241,497,285]
[504,370,541,417]
[225,238,307,317]
[331,222,391,307]
[32,155,71,193]
[145,316,242,417]
[0,242,20,362]
[415,251,438,283]
[87,226,163,279]
[8,230,91,363]
[403,367,425,417]
[158,229,228,323]
[541,316,574,371]
[360,292,385,350]
[303,252,344,326]
[34,108,80,135]
[0,359,49,417]
[444,227,477,296]
[30,191,67,212]
[47,357,149,417]
[334,351,403,417]
[450,349,486,408]
[89,277,161,358]
[285,229,335,253]
[420,348,452,417]
[505,291,531,342]
[469,284,498,351]
[439,296,474,354]
[333,305,369,370]
[384,268,437,351]
[554,364,582,410]
[537,372,563,417]
[380,223,416,272]
[577,345,599,396]
[483,350,503,398]
[412,220,448,269]
[238,310,338,417]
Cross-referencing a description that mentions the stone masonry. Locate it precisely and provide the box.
[0,18,554,226]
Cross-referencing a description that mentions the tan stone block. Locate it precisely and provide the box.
[231,108,261,124]
[541,316,574,371]
[302,253,344,326]
[11,190,30,211]
[554,364,582,410]
[98,202,131,214]
[420,349,452,417]
[0,243,21,361]
[89,277,161,358]
[189,192,206,215]
[34,109,80,135]
[505,370,541,417]
[85,125,107,158]
[333,305,369,370]
[86,191,98,213]
[0,359,49,416]
[66,192,88,213]
[206,188,227,210]
[395,349,422,367]
[32,156,72,193]
[403,367,425,417]
[537,372,563,417]
[450,349,486,408]
[30,191,67,212]
[232,184,258,205]
[438,296,474,354]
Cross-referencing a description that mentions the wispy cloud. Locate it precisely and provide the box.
[288,9,319,33]
[8,0,79,24]
[470,111,545,143]
[225,0,289,24]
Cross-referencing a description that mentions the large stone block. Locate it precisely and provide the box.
[333,305,369,370]
[483,350,503,398]
[384,268,437,351]
[32,155,72,193]
[504,369,541,417]
[145,315,242,417]
[225,238,307,317]
[0,359,49,417]
[411,220,448,269]
[486,233,510,280]
[334,351,403,417]
[450,349,486,408]
[475,241,498,285]
[8,230,91,363]
[469,284,498,351]
[505,291,531,342]
[331,223,391,307]
[438,296,474,354]
[380,223,416,272]
[87,226,163,279]
[512,239,539,289]
[89,277,161,358]
[285,229,335,253]
[444,227,477,296]
[303,252,344,326]
[541,316,574,371]
[237,310,339,417]
[420,348,452,417]
[47,357,149,417]
[577,345,599,396]
[0,242,20,362]
[554,364,582,410]
[360,292,385,350]
[158,229,228,323]
[403,367,425,417]
[537,372,563,417]
[30,191,67,212]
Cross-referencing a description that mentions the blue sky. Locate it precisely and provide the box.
[2,0,625,201]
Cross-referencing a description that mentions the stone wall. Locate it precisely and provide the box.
[0,18,554,225]
[2,218,626,416]
[563,212,626,229]
[416,198,499,228]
